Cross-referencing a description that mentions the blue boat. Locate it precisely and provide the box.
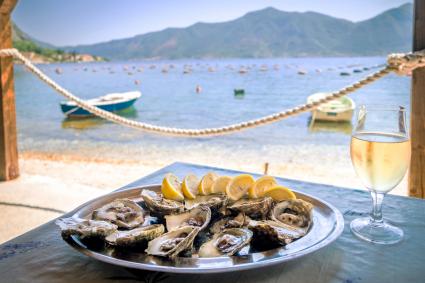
[60,91,141,117]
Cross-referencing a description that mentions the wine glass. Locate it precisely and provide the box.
[350,105,410,244]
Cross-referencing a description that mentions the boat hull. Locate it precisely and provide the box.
[60,98,138,118]
[311,108,354,122]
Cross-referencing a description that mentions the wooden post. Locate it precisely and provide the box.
[0,0,19,181]
[409,0,425,198]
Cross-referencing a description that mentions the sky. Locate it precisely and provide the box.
[12,0,413,47]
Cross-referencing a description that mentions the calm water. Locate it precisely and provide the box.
[14,57,410,161]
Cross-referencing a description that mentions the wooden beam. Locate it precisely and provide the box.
[409,0,425,198]
[0,0,19,180]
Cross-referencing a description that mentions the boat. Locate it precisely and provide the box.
[60,91,141,118]
[307,92,355,122]
[234,89,245,98]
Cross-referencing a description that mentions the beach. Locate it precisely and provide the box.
[0,147,408,244]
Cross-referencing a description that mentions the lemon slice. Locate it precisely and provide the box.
[248,176,277,198]
[182,174,200,200]
[198,172,219,195]
[211,176,232,194]
[264,185,296,201]
[161,173,184,201]
[226,174,255,201]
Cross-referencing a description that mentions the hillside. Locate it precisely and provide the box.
[63,3,413,60]
[12,23,105,63]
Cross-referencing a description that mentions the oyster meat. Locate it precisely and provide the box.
[248,220,306,246]
[146,226,200,259]
[56,217,117,239]
[106,224,165,246]
[184,194,228,211]
[165,206,211,231]
[141,190,184,215]
[92,199,146,229]
[270,199,313,230]
[227,197,273,219]
[198,228,253,257]
[209,213,249,234]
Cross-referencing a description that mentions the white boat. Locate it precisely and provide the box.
[307,92,355,122]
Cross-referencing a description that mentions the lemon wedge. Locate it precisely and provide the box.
[226,174,255,201]
[264,185,296,201]
[182,174,200,200]
[211,176,232,194]
[198,172,219,195]
[248,175,277,198]
[161,173,184,201]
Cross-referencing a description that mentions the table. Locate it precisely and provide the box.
[0,162,424,283]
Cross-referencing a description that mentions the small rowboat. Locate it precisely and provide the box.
[60,91,141,118]
[307,92,355,122]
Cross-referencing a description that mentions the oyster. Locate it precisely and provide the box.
[165,206,211,231]
[270,199,313,230]
[146,226,200,259]
[106,224,165,246]
[56,217,117,239]
[184,194,228,211]
[227,197,273,219]
[92,199,146,229]
[209,213,249,234]
[248,220,306,246]
[198,228,253,257]
[141,190,184,215]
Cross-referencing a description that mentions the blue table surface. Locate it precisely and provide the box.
[0,162,424,283]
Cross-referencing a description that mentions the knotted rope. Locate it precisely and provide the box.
[0,48,423,137]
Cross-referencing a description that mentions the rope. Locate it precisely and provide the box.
[0,48,422,137]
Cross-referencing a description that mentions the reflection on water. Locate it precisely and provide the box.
[61,107,138,130]
[308,119,353,135]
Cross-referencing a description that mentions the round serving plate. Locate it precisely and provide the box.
[63,184,344,274]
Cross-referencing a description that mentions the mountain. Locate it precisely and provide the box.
[12,23,105,63]
[65,3,412,60]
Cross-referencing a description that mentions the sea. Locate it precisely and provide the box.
[14,57,410,168]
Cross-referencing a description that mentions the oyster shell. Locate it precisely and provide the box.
[184,194,228,211]
[165,206,211,231]
[227,197,273,219]
[248,220,306,245]
[141,190,184,215]
[270,199,313,230]
[106,224,165,246]
[146,226,200,259]
[92,199,146,229]
[209,213,249,234]
[56,217,117,239]
[198,228,253,257]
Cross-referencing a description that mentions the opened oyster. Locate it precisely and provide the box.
[146,226,200,259]
[105,224,165,246]
[270,199,313,230]
[184,194,228,211]
[198,228,253,257]
[165,206,211,231]
[92,199,146,229]
[228,197,273,219]
[141,190,184,215]
[56,217,117,239]
[210,213,249,234]
[248,220,306,245]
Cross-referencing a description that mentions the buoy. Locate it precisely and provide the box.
[55,68,62,75]
[234,89,245,97]
[134,80,140,85]
[196,85,202,93]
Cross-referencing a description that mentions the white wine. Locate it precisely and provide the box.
[350,132,410,193]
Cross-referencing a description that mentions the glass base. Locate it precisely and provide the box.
[350,217,403,245]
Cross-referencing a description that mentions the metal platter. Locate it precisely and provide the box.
[63,184,344,274]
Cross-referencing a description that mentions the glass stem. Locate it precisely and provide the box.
[370,191,384,223]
